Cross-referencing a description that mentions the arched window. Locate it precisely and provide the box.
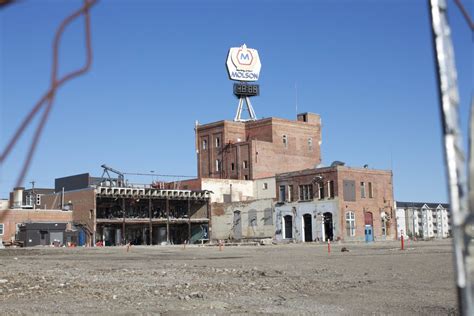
[345,211,355,237]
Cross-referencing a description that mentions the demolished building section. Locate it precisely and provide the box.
[39,174,211,246]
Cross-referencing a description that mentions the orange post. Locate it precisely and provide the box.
[401,235,404,250]
[328,239,331,255]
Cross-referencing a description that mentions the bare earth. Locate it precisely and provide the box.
[0,240,458,315]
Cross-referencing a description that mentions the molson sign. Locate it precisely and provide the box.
[226,44,261,82]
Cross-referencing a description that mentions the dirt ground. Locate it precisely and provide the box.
[0,240,460,315]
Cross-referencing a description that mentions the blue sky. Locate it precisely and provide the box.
[1,0,472,202]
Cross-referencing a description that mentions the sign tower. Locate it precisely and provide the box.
[226,44,261,122]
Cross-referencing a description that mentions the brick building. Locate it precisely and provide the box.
[196,112,322,180]
[39,174,211,246]
[0,209,74,245]
[274,164,395,242]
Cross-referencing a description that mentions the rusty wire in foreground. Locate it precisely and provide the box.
[0,0,98,187]
[454,0,474,31]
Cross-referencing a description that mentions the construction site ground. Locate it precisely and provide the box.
[0,239,459,315]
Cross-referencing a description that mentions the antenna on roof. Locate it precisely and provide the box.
[295,82,298,117]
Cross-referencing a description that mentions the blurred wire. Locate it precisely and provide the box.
[454,0,474,31]
[0,0,98,187]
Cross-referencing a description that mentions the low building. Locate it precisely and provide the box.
[395,202,450,239]
[0,209,74,245]
[17,222,79,247]
[274,164,395,242]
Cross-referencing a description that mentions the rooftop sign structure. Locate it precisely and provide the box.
[226,44,261,122]
[226,44,261,82]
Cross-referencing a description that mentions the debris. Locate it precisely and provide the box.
[341,247,349,252]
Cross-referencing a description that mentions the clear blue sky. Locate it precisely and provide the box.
[1,0,472,202]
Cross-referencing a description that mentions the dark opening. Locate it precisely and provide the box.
[303,214,313,242]
[323,212,333,241]
[284,215,293,239]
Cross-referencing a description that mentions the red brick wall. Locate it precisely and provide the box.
[197,115,321,180]
[41,189,96,245]
[0,209,73,242]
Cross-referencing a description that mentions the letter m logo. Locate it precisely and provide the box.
[240,53,250,61]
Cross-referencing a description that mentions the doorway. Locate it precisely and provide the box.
[323,212,333,241]
[303,214,312,242]
[365,212,374,242]
[283,215,293,239]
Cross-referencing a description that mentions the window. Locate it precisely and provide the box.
[360,182,366,198]
[0,223,3,235]
[215,159,221,172]
[381,217,387,236]
[243,160,248,169]
[215,137,220,148]
[279,185,286,202]
[231,163,235,171]
[318,183,324,199]
[328,181,335,198]
[299,184,313,201]
[89,210,93,220]
[343,180,356,201]
[202,139,207,150]
[346,212,355,237]
[288,185,293,202]
[368,182,373,198]
[308,137,313,151]
[263,182,268,190]
[283,135,288,148]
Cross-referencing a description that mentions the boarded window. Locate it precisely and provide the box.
[288,185,293,202]
[343,180,356,201]
[360,182,366,198]
[263,208,273,225]
[248,209,257,227]
[368,182,373,198]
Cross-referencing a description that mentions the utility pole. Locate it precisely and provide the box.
[428,0,473,314]
[30,180,35,210]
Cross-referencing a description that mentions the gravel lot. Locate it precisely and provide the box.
[0,240,459,315]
